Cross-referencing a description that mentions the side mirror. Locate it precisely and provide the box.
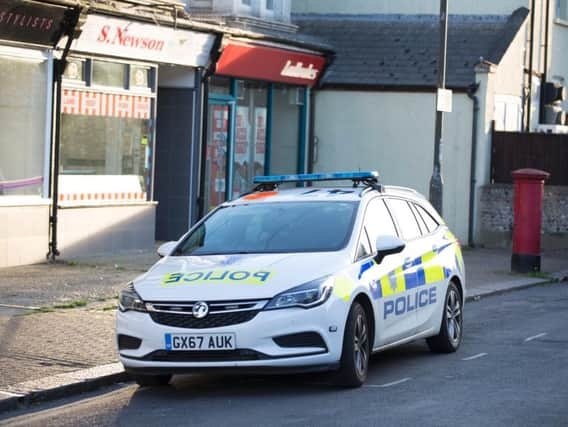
[157,241,177,257]
[374,235,405,263]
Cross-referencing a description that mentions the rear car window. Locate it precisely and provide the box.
[414,203,440,233]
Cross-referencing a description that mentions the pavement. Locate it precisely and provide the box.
[0,245,566,414]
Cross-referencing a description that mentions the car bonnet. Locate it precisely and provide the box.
[133,252,349,301]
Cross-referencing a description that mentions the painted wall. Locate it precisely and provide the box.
[293,0,528,15]
[0,203,50,267]
[550,18,568,110]
[494,22,526,96]
[311,90,473,241]
[57,205,156,257]
[187,0,291,21]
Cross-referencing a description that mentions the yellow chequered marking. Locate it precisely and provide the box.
[421,251,436,264]
[334,275,354,301]
[424,265,445,284]
[380,267,406,297]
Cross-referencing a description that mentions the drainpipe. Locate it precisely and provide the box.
[539,0,551,123]
[47,6,84,261]
[526,0,536,131]
[466,82,480,248]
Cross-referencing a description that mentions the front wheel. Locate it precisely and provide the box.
[335,302,370,387]
[426,281,463,353]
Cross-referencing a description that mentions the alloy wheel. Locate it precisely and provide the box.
[353,312,369,378]
[446,288,462,344]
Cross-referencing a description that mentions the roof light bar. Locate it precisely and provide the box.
[253,171,379,184]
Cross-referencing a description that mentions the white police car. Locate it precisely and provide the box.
[117,172,465,387]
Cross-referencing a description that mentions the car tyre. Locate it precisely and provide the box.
[335,302,370,388]
[132,374,172,387]
[427,281,463,353]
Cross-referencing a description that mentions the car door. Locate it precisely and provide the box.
[383,197,433,339]
[410,202,449,334]
[359,197,415,346]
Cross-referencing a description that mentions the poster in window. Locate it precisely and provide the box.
[254,107,267,175]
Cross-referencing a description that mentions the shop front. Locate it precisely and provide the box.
[201,40,326,214]
[55,13,215,256]
[0,0,80,267]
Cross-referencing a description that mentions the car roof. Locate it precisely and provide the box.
[227,184,427,206]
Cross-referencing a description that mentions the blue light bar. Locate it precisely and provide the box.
[253,171,379,184]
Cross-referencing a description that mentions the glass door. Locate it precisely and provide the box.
[203,100,234,213]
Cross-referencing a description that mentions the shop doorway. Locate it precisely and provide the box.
[154,87,195,241]
[203,99,235,213]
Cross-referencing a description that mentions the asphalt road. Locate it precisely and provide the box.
[2,283,568,427]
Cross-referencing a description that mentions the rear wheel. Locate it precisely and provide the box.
[335,302,370,387]
[132,374,172,387]
[427,281,463,353]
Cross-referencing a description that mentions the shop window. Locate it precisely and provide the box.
[63,58,86,83]
[209,75,231,95]
[233,80,268,198]
[266,0,274,10]
[129,66,150,89]
[0,55,47,197]
[92,60,127,88]
[59,114,153,201]
[271,84,303,175]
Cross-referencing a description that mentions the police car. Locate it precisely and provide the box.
[117,171,465,387]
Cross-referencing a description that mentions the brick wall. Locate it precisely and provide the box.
[479,184,568,248]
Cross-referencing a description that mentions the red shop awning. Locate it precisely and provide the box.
[216,42,326,87]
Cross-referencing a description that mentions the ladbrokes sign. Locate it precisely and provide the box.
[0,0,69,46]
[68,15,214,67]
[216,43,326,87]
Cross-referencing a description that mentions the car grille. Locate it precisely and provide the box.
[147,300,267,329]
[141,349,269,362]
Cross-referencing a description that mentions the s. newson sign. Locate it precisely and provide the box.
[216,43,326,87]
[65,15,214,67]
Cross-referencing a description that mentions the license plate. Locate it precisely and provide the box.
[164,333,236,351]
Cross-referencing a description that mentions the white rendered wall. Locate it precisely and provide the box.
[311,90,473,241]
[0,203,50,267]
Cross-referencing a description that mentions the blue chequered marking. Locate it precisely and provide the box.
[370,279,382,299]
[359,260,375,279]
[404,272,420,290]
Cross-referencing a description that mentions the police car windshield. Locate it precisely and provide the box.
[176,201,358,255]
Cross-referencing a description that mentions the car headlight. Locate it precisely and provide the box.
[118,283,147,313]
[264,276,334,310]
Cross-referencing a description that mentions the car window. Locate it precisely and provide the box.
[386,198,422,240]
[175,201,358,255]
[409,203,428,235]
[414,203,440,233]
[363,198,399,247]
[356,227,373,260]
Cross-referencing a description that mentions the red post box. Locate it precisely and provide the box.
[511,168,550,273]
